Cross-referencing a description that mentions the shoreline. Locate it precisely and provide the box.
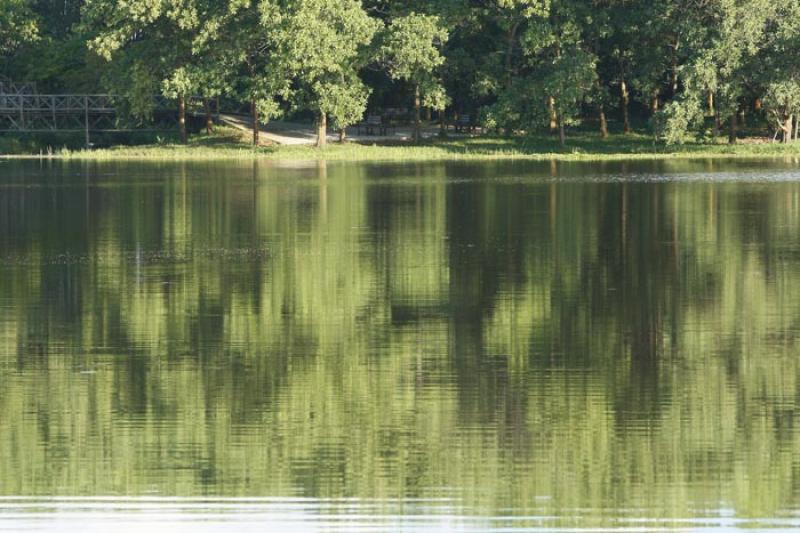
[2,132,800,163]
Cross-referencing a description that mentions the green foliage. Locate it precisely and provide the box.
[538,50,597,125]
[763,80,800,129]
[485,0,598,138]
[103,60,161,121]
[381,13,449,110]
[381,13,447,84]
[161,67,196,100]
[763,80,800,112]
[654,97,704,145]
[82,0,201,120]
[7,33,101,92]
[4,0,800,144]
[0,0,38,55]
[282,0,379,130]
[212,0,292,113]
[650,0,786,143]
[316,76,371,130]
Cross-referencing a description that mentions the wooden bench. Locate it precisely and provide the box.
[384,107,410,126]
[454,114,473,133]
[356,114,395,136]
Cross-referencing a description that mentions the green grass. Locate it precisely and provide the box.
[3,126,800,162]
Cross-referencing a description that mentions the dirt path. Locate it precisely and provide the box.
[219,114,448,145]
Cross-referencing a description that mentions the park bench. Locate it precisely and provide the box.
[384,107,410,126]
[356,114,396,136]
[454,114,474,133]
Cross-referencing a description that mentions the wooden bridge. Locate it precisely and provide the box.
[0,83,194,145]
[0,77,37,95]
[0,94,117,133]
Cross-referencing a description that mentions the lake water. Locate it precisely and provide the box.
[1,158,800,531]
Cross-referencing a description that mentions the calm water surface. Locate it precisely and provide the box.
[1,158,800,531]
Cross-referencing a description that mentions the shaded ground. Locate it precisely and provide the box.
[2,120,799,161]
[219,114,458,145]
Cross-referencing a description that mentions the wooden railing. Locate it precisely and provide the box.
[0,78,37,95]
[0,90,220,147]
[0,94,116,113]
[0,93,187,145]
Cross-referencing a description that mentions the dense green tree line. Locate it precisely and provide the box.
[2,0,800,145]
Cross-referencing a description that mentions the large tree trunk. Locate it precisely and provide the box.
[784,115,794,143]
[599,105,608,138]
[621,79,631,134]
[251,97,259,146]
[505,22,520,88]
[317,112,327,148]
[339,128,346,143]
[595,76,608,138]
[670,44,679,97]
[204,98,213,135]
[670,69,679,98]
[178,96,187,144]
[414,83,421,143]
[728,111,737,145]
[548,96,557,132]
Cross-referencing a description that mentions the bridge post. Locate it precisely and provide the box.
[84,96,90,148]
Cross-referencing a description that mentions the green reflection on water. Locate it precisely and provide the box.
[0,159,799,525]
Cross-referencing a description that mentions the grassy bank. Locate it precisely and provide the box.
[3,126,800,162]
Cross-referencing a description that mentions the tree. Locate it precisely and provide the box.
[2,1,99,93]
[381,13,448,142]
[655,0,778,145]
[281,0,379,148]
[757,2,800,142]
[484,0,598,145]
[190,1,290,146]
[9,0,800,147]
[538,50,598,145]
[763,81,800,143]
[83,0,204,143]
[0,0,38,57]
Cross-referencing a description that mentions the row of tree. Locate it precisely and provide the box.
[2,0,800,146]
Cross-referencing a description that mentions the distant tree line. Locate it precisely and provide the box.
[2,0,800,146]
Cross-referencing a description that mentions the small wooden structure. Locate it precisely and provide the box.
[0,94,115,132]
[455,114,474,133]
[0,77,37,95]
[356,114,396,136]
[0,88,181,146]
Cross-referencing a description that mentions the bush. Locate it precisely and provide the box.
[653,97,704,145]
